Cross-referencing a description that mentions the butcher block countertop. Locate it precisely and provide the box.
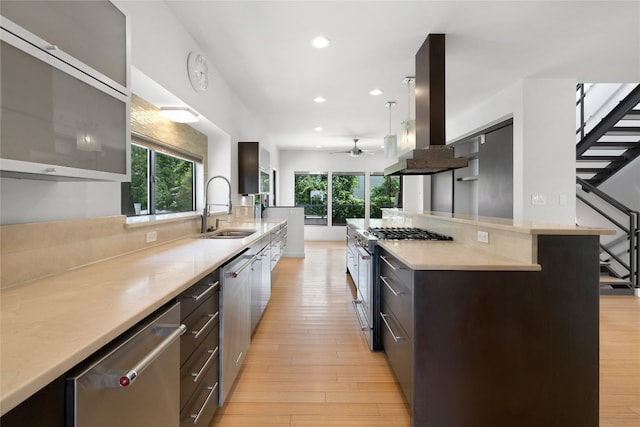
[0,219,284,416]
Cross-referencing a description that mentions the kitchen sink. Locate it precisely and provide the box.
[203,229,257,239]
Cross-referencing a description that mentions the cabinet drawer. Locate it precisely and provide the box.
[180,325,219,411]
[380,303,413,405]
[379,252,413,286]
[177,272,220,320]
[180,358,219,427]
[380,274,412,339]
[181,294,219,364]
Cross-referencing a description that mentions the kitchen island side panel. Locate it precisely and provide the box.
[412,235,599,426]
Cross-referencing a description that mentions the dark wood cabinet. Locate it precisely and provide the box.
[238,141,270,195]
[0,377,65,427]
[177,270,220,426]
[379,235,600,426]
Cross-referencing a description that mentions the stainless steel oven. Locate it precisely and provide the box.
[349,226,382,351]
[348,225,453,351]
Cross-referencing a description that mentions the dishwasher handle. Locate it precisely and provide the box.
[116,323,186,387]
[230,255,256,278]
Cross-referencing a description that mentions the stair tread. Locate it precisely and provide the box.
[599,275,631,284]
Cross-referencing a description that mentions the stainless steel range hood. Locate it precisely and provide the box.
[385,34,468,176]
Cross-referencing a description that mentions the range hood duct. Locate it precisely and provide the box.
[385,34,468,176]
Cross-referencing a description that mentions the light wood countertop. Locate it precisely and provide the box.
[0,219,284,416]
[378,240,541,271]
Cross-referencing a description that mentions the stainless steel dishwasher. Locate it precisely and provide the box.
[219,249,254,404]
[66,303,186,427]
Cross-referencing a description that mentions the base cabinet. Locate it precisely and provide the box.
[177,270,220,426]
[379,235,600,426]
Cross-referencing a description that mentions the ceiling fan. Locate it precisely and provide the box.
[332,139,373,157]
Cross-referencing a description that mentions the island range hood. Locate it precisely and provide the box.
[385,34,468,176]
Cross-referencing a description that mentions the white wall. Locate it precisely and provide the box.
[448,78,577,224]
[0,1,274,225]
[278,150,392,240]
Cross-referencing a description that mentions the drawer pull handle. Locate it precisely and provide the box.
[380,312,405,342]
[380,255,402,271]
[192,312,218,339]
[235,351,244,367]
[191,281,219,301]
[191,346,219,383]
[190,382,218,424]
[380,276,403,296]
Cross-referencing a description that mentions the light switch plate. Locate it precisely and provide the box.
[531,194,547,205]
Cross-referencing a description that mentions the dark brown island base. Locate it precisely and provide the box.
[349,212,612,427]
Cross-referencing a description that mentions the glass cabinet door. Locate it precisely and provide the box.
[1,0,128,91]
[0,37,129,180]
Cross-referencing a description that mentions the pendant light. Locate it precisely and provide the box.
[384,101,397,158]
[400,77,415,150]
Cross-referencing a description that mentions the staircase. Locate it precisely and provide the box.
[576,83,640,296]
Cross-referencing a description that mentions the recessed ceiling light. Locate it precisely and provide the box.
[369,89,383,96]
[314,127,323,132]
[313,97,326,103]
[315,145,322,148]
[311,36,330,49]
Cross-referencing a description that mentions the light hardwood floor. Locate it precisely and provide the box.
[210,241,640,427]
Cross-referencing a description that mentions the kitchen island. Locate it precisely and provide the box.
[349,212,613,427]
[0,219,286,422]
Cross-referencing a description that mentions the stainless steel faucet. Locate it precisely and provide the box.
[202,175,232,233]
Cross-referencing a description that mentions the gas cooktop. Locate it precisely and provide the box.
[368,227,453,241]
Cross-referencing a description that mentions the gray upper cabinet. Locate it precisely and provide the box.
[1,1,129,92]
[0,1,131,181]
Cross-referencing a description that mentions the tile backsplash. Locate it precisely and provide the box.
[0,215,201,289]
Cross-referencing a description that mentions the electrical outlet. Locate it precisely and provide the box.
[477,230,489,244]
[146,231,157,243]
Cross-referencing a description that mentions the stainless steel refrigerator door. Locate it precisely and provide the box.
[66,303,184,427]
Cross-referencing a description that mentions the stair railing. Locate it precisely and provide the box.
[577,177,639,290]
[576,83,586,141]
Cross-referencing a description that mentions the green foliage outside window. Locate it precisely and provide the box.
[130,144,148,212]
[370,175,401,218]
[124,143,194,216]
[294,172,400,225]
[155,152,194,213]
[294,174,328,224]
[332,174,365,225]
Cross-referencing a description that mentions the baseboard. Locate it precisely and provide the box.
[282,252,305,258]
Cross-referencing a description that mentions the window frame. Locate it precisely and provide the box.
[122,133,201,217]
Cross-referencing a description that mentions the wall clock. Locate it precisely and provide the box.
[187,51,209,92]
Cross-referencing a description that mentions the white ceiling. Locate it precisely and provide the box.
[162,0,640,152]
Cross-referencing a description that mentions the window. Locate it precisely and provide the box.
[294,172,403,226]
[370,174,402,218]
[122,138,198,216]
[294,172,328,225]
[332,173,365,226]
